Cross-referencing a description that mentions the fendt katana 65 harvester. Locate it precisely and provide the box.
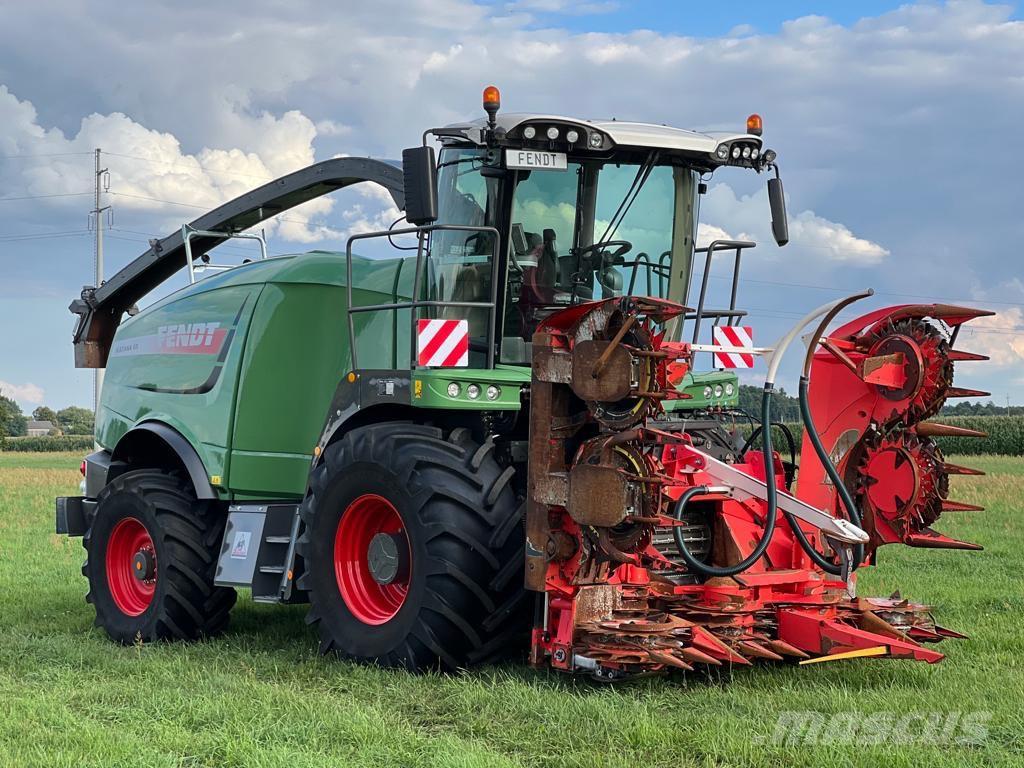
[58,87,992,679]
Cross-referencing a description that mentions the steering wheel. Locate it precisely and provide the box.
[570,240,632,297]
[573,240,633,269]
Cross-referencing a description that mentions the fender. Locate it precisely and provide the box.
[111,421,217,499]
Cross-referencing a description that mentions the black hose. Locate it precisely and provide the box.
[790,375,865,571]
[740,421,796,487]
[673,385,779,577]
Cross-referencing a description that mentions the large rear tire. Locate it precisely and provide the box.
[297,424,526,671]
[83,470,236,643]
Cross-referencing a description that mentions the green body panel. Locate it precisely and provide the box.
[412,365,528,410]
[98,251,424,499]
[665,370,740,410]
[229,282,348,498]
[99,282,261,494]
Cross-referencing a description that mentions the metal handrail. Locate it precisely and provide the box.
[182,225,268,284]
[624,252,672,298]
[688,239,756,345]
[345,224,501,371]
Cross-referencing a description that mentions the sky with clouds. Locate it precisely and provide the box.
[0,0,1022,411]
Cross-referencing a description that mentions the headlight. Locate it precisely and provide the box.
[566,129,580,143]
[486,385,500,401]
[546,126,559,140]
[725,383,735,396]
[466,383,481,400]
[742,146,752,159]
[446,382,461,398]
[703,386,713,399]
[523,125,536,139]
[714,384,723,398]
[716,144,729,160]
[589,132,603,148]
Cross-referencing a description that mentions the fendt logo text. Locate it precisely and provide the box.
[158,322,222,350]
[111,321,228,358]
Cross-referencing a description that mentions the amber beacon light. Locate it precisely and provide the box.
[483,85,501,127]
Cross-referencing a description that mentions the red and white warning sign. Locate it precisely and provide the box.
[712,326,755,369]
[417,319,469,367]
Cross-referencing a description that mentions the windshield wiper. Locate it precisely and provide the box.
[569,150,659,303]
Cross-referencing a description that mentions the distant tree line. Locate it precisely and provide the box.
[0,393,95,438]
[939,400,1022,416]
[737,385,802,422]
[737,384,1016,421]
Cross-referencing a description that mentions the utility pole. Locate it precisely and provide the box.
[91,148,111,423]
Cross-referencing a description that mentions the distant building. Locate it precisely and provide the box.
[26,420,55,437]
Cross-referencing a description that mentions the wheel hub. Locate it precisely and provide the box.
[367,532,409,586]
[131,548,156,581]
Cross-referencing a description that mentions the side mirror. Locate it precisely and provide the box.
[768,174,789,247]
[401,146,438,226]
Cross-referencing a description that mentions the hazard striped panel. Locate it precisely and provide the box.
[416,319,469,367]
[712,326,755,369]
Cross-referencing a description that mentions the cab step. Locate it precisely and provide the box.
[215,503,306,603]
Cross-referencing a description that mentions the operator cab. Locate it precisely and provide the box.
[414,87,788,367]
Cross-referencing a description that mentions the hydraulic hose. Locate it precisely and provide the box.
[673,385,779,577]
[675,291,872,578]
[793,375,865,572]
[739,421,796,488]
[780,292,871,574]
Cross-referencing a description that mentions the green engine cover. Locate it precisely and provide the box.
[98,251,420,499]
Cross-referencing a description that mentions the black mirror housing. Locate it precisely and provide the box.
[768,175,789,247]
[402,146,438,226]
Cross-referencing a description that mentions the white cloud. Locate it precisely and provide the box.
[698,183,888,266]
[0,380,45,405]
[957,308,1024,367]
[0,86,347,243]
[505,0,618,13]
[789,209,889,265]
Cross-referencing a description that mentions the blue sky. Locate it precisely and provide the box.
[502,1,926,34]
[0,0,1022,412]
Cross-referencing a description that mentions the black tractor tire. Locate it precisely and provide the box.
[297,424,527,671]
[83,469,236,644]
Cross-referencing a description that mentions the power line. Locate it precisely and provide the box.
[108,229,269,256]
[707,272,1023,308]
[0,191,93,203]
[0,151,93,159]
[104,151,276,182]
[108,190,318,226]
[0,230,90,243]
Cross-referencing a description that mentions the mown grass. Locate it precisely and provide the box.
[1,452,1022,767]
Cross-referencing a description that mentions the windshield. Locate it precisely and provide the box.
[428,147,699,366]
[503,158,694,352]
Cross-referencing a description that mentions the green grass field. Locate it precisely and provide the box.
[1,452,1022,767]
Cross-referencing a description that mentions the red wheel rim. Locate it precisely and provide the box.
[334,494,410,625]
[106,517,156,616]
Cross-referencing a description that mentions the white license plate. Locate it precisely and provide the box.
[505,149,567,171]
